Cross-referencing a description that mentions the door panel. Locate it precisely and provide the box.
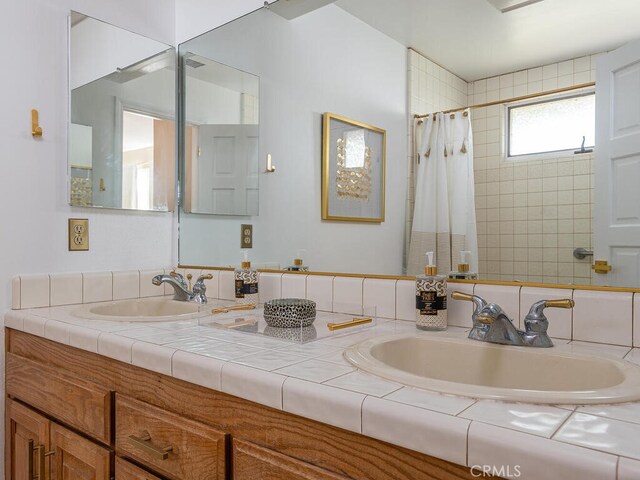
[6,399,50,480]
[50,423,111,480]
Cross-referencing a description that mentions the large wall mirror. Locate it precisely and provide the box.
[177,0,640,288]
[69,12,176,211]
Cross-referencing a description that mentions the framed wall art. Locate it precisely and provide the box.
[321,113,386,222]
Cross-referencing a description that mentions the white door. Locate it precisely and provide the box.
[594,38,640,286]
[197,124,259,215]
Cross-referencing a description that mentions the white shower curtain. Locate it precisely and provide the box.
[407,110,478,276]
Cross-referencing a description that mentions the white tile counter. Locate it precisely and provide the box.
[5,300,640,480]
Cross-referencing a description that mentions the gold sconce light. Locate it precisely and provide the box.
[31,109,43,138]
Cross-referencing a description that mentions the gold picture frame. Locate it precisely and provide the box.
[321,113,386,222]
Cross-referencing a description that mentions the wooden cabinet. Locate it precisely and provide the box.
[116,395,226,480]
[233,439,350,480]
[6,329,476,480]
[5,399,110,480]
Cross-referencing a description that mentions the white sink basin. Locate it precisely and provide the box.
[72,298,207,322]
[345,334,640,404]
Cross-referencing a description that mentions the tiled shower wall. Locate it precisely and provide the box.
[408,48,600,285]
[470,55,599,285]
[406,49,468,271]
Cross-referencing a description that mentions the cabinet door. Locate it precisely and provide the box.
[6,399,50,480]
[233,439,349,480]
[50,423,110,480]
[115,457,163,480]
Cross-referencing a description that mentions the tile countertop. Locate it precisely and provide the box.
[5,301,640,480]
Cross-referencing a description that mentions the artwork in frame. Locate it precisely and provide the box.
[321,113,386,222]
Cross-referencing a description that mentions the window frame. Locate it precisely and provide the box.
[505,91,595,160]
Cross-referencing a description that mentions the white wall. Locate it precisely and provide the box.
[178,5,408,275]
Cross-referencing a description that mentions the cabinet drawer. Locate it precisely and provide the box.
[233,439,349,480]
[5,352,112,444]
[116,395,226,480]
[115,457,164,480]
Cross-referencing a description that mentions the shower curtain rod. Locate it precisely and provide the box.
[413,81,595,120]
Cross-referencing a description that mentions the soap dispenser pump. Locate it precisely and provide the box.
[416,251,448,331]
[449,251,478,280]
[287,250,309,272]
[235,251,259,305]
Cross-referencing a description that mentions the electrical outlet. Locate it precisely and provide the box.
[241,224,253,248]
[68,218,89,251]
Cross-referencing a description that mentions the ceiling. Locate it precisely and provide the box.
[334,0,640,81]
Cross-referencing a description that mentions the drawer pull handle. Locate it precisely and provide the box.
[327,317,373,331]
[129,431,173,460]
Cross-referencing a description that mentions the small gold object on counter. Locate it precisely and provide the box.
[211,304,256,314]
[327,317,372,331]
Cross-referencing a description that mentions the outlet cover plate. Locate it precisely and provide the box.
[241,224,253,248]
[68,218,89,251]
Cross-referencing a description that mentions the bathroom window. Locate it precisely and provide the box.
[507,92,595,158]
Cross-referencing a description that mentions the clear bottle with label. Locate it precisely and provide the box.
[416,252,448,331]
[448,251,479,280]
[287,250,309,272]
[235,251,259,305]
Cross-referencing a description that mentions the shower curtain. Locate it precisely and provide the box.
[407,110,478,276]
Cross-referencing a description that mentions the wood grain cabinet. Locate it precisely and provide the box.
[6,399,110,480]
[5,329,476,480]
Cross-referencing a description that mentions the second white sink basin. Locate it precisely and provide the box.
[345,334,640,404]
[73,298,206,322]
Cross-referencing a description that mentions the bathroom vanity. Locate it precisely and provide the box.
[5,328,472,480]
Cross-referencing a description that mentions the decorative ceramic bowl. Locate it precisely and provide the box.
[264,325,318,342]
[263,298,316,328]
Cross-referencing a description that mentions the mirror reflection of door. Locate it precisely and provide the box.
[121,110,175,211]
[193,125,259,215]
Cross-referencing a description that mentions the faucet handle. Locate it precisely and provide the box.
[451,291,488,314]
[525,299,575,334]
[196,273,213,284]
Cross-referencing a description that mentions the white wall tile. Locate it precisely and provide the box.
[112,271,140,300]
[306,275,334,312]
[11,277,20,309]
[69,325,100,353]
[23,315,46,337]
[468,423,618,480]
[82,272,113,303]
[219,270,236,300]
[259,273,282,303]
[281,274,306,298]
[19,274,49,308]
[283,378,364,433]
[447,282,475,328]
[132,342,175,375]
[4,311,25,330]
[619,457,640,480]
[201,270,219,300]
[44,319,70,344]
[473,284,521,327]
[519,287,573,339]
[139,269,165,297]
[573,290,633,346]
[363,279,396,319]
[363,397,469,466]
[333,277,363,315]
[97,332,135,363]
[50,273,83,306]
[172,350,224,391]
[221,363,285,410]
[395,280,415,321]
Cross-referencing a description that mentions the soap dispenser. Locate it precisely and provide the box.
[416,251,448,331]
[449,251,478,280]
[235,251,259,305]
[287,250,309,272]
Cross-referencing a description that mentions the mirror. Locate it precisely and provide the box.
[177,1,640,287]
[182,56,260,216]
[69,12,176,211]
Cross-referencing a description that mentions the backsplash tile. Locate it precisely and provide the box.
[82,272,113,303]
[447,282,474,328]
[634,293,640,347]
[281,274,307,298]
[572,290,632,346]
[363,279,396,319]
[139,269,165,297]
[112,270,140,300]
[306,275,333,312]
[19,274,49,309]
[520,286,573,339]
[395,280,415,321]
[50,273,83,306]
[11,277,20,309]
[201,270,219,300]
[474,284,521,327]
[333,277,364,315]
[259,273,282,303]
[218,270,235,300]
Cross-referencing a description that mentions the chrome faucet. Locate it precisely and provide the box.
[152,272,214,304]
[451,291,574,347]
